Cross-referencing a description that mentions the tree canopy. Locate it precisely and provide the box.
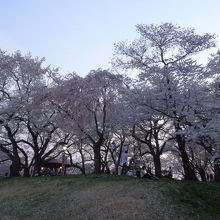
[0,23,220,181]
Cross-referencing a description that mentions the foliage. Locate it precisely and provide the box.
[0,23,220,179]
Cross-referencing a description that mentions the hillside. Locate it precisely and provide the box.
[0,175,219,220]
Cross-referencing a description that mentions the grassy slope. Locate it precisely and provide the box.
[0,175,219,220]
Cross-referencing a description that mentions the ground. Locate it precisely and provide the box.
[0,175,219,220]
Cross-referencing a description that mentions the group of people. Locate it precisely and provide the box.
[120,150,172,179]
[125,165,162,179]
[40,167,62,176]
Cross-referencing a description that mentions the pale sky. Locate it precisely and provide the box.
[0,0,220,76]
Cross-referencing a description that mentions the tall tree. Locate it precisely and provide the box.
[114,23,216,180]
[0,51,60,176]
[51,69,124,173]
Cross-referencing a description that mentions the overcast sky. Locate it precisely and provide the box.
[0,0,220,76]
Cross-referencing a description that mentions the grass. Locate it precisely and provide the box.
[0,175,219,220]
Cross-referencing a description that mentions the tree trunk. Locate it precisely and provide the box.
[23,163,30,177]
[93,144,102,174]
[153,155,162,177]
[34,156,43,176]
[79,149,86,174]
[198,168,206,182]
[115,143,123,175]
[81,168,86,175]
[214,164,220,182]
[176,134,197,181]
[4,125,22,177]
[23,154,30,177]
[9,159,21,177]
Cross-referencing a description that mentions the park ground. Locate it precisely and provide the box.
[0,175,220,220]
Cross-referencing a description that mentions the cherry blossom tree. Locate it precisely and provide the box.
[0,50,64,176]
[50,69,124,173]
[114,23,216,180]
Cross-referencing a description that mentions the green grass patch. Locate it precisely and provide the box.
[165,181,220,219]
[0,175,219,220]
